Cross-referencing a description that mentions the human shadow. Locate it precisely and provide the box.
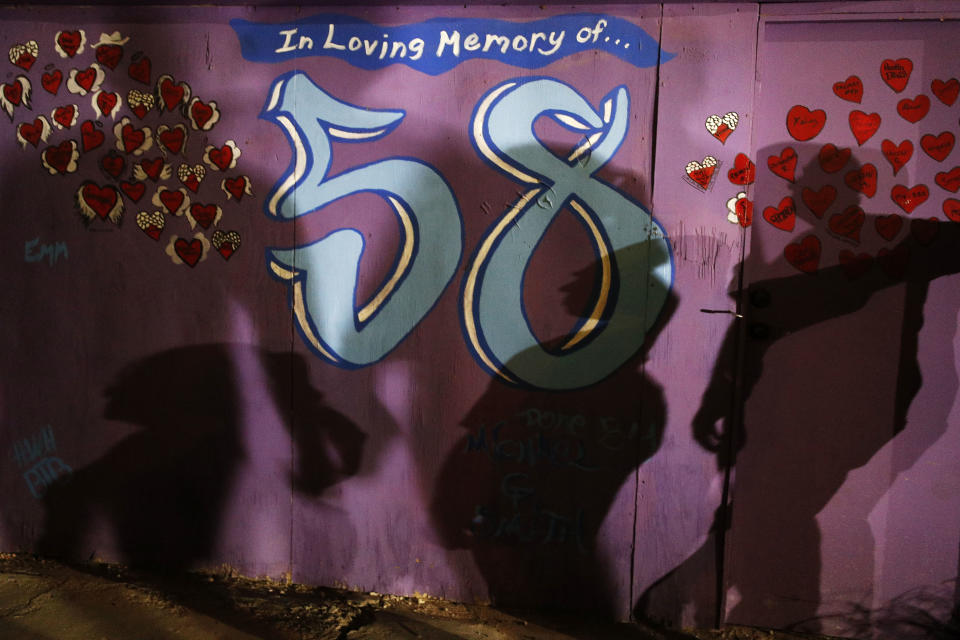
[638,143,960,634]
[38,343,366,571]
[431,238,678,620]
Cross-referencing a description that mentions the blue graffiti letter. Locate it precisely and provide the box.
[262,71,463,367]
[463,77,672,389]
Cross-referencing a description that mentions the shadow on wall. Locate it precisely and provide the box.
[38,344,366,571]
[638,143,960,636]
[431,239,678,619]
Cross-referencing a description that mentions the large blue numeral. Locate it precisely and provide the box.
[462,77,672,390]
[261,71,463,367]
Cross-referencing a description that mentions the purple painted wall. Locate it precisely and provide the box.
[0,3,958,638]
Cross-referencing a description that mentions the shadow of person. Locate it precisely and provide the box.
[638,143,960,635]
[38,343,365,572]
[431,240,678,621]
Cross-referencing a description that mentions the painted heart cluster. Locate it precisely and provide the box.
[4,30,251,267]
[769,58,959,276]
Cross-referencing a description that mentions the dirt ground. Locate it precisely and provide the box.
[0,553,840,640]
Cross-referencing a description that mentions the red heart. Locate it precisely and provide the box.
[97,92,119,118]
[735,198,753,228]
[878,245,910,279]
[159,190,185,214]
[931,78,960,106]
[848,110,881,146]
[100,151,125,178]
[190,203,218,229]
[182,173,200,193]
[920,132,955,162]
[43,141,74,174]
[944,198,960,223]
[80,120,104,151]
[217,245,236,260]
[174,238,203,267]
[727,153,755,185]
[121,124,146,153]
[784,235,821,274]
[159,77,186,111]
[81,183,118,219]
[762,196,796,231]
[95,44,123,70]
[786,105,826,141]
[13,51,35,71]
[891,184,930,214]
[75,67,97,92]
[140,157,164,181]
[910,217,939,245]
[935,167,960,193]
[41,70,62,95]
[801,185,836,219]
[143,225,162,241]
[839,250,873,280]
[3,81,23,106]
[18,119,45,147]
[818,143,850,173]
[832,76,863,103]
[53,105,76,128]
[158,127,186,154]
[56,31,83,58]
[131,104,149,120]
[685,160,715,189]
[712,124,732,144]
[896,95,930,123]
[190,100,214,129]
[881,58,913,93]
[829,205,865,243]
[224,176,248,200]
[767,147,797,182]
[208,145,233,171]
[844,164,878,198]
[120,181,146,202]
[128,56,151,85]
[881,139,913,176]
[874,214,903,241]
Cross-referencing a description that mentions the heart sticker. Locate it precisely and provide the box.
[67,64,104,96]
[727,153,755,185]
[891,184,930,214]
[156,74,191,112]
[684,156,717,190]
[100,151,125,179]
[881,139,913,176]
[935,167,960,193]
[920,132,954,162]
[8,40,38,71]
[896,95,930,123]
[113,117,153,155]
[41,70,63,95]
[136,211,165,240]
[166,233,210,267]
[127,90,156,119]
[120,181,146,203]
[767,147,798,183]
[187,97,220,131]
[762,197,796,231]
[801,185,836,219]
[818,143,850,174]
[93,90,121,119]
[55,30,85,58]
[849,110,881,146]
[157,124,188,155]
[188,202,222,229]
[840,250,873,280]
[211,230,241,260]
[784,235,821,274]
[726,192,752,227]
[943,199,960,222]
[80,119,104,152]
[204,140,241,171]
[75,181,122,224]
[705,112,738,144]
[832,76,863,103]
[95,44,123,70]
[41,140,79,175]
[828,205,865,244]
[874,214,903,242]
[153,186,190,216]
[133,157,169,182]
[844,164,878,198]
[178,163,206,192]
[880,58,913,93]
[128,54,151,85]
[221,176,252,201]
[16,117,51,148]
[931,78,959,106]
[52,104,78,129]
[1,75,31,120]
[786,105,826,141]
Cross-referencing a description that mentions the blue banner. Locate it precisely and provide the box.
[230,13,671,75]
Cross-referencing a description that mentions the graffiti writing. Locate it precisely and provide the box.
[9,425,72,498]
[24,237,68,265]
